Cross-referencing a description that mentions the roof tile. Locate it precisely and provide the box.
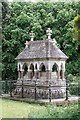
[15,40,68,60]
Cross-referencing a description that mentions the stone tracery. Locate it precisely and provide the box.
[17,61,65,81]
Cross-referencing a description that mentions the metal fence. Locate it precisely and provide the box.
[0,80,16,97]
[0,79,79,102]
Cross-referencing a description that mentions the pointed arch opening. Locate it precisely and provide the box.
[30,63,34,71]
[22,63,28,76]
[39,63,46,78]
[39,63,46,72]
[52,63,58,80]
[29,63,34,78]
[60,63,64,79]
[52,63,58,72]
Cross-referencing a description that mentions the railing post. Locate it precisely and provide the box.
[65,80,68,100]
[49,82,51,103]
[78,83,80,105]
[10,80,12,97]
[34,81,37,100]
[5,80,8,94]
[0,81,1,95]
[21,80,24,98]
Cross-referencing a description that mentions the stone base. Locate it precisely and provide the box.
[13,79,66,99]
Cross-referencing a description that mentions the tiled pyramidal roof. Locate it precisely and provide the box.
[16,28,68,60]
[16,40,68,60]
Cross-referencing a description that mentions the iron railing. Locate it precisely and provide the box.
[0,79,79,102]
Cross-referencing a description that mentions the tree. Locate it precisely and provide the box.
[2,1,80,80]
[72,14,80,54]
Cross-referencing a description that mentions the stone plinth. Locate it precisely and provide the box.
[14,79,66,99]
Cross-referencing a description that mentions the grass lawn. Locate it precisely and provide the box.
[0,98,46,118]
[0,99,2,120]
[0,98,79,119]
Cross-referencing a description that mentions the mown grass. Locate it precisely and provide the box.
[0,98,2,120]
[0,98,46,118]
[0,98,80,119]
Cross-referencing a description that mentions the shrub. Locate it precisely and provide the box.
[67,74,80,83]
[28,104,80,119]
[69,82,79,96]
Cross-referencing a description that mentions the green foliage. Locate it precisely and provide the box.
[28,104,80,119]
[73,14,80,41]
[2,1,80,80]
[72,7,80,53]
[67,74,80,82]
[66,74,79,95]
[69,82,79,95]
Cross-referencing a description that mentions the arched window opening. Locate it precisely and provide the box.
[30,63,34,78]
[52,63,58,80]
[52,63,58,72]
[22,63,28,76]
[60,63,63,79]
[39,63,46,72]
[30,63,34,71]
[39,63,46,78]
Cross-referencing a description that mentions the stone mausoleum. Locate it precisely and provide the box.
[14,28,68,99]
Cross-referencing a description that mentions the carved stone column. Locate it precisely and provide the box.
[46,70,51,80]
[60,70,65,80]
[57,70,60,80]
[28,69,33,79]
[21,71,24,78]
[62,70,65,80]
[34,69,39,79]
[60,63,65,80]
[18,71,21,78]
[38,70,40,79]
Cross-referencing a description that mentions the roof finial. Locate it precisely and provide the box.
[25,41,29,48]
[53,38,57,45]
[46,28,52,40]
[30,31,35,41]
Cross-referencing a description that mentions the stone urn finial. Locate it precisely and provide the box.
[30,31,35,41]
[46,28,52,40]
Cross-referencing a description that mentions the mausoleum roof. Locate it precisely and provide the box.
[15,39,68,60]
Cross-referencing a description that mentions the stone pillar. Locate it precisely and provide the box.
[21,71,24,78]
[18,71,21,78]
[34,69,39,79]
[46,70,51,80]
[60,63,65,80]
[28,69,33,79]
[60,70,65,80]
[57,70,60,80]
[38,67,42,79]
[62,70,65,80]
[38,70,41,79]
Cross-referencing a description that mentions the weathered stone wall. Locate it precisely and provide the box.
[14,79,66,99]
